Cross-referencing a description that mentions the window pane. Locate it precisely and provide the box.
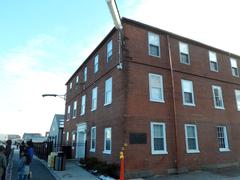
[106,140,111,150]
[150,45,159,56]
[154,138,164,151]
[149,33,159,46]
[235,90,240,110]
[180,42,189,54]
[187,126,195,138]
[180,53,189,64]
[209,51,217,62]
[184,92,193,104]
[231,58,237,68]
[154,125,163,137]
[188,138,197,150]
[210,61,218,71]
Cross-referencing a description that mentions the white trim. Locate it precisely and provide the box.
[209,51,219,72]
[179,41,190,65]
[148,32,160,58]
[104,77,112,106]
[80,95,86,115]
[181,79,195,106]
[91,87,98,111]
[217,126,230,152]
[150,122,168,155]
[90,126,96,152]
[149,73,165,103]
[184,124,200,153]
[212,85,225,109]
[103,127,112,154]
[235,89,240,111]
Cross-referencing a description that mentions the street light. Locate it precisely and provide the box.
[42,94,66,100]
[42,93,65,152]
[105,0,123,70]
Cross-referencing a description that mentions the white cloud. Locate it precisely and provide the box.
[124,0,240,55]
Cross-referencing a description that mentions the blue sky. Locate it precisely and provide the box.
[0,0,239,137]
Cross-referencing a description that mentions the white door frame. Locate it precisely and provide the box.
[76,123,87,159]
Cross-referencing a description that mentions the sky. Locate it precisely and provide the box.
[0,0,239,137]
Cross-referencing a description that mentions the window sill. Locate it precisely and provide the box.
[219,148,230,152]
[183,103,196,106]
[90,149,96,153]
[150,99,165,103]
[214,106,225,110]
[103,150,111,154]
[210,69,219,72]
[149,54,160,58]
[80,113,85,116]
[186,150,200,154]
[104,102,112,106]
[152,151,168,155]
[91,108,96,112]
[180,62,190,65]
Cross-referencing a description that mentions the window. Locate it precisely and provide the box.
[72,101,77,118]
[70,82,72,89]
[67,105,71,120]
[103,128,111,154]
[235,90,240,111]
[76,76,79,85]
[212,85,224,109]
[94,55,99,73]
[104,77,112,105]
[80,95,86,115]
[107,40,112,62]
[149,73,164,102]
[181,80,195,106]
[217,126,230,152]
[91,87,98,111]
[179,42,190,64]
[90,127,96,152]
[148,32,160,57]
[150,122,167,154]
[66,131,69,144]
[185,124,199,153]
[209,51,218,72]
[83,67,87,82]
[72,132,76,146]
[230,58,239,77]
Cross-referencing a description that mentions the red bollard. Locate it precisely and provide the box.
[120,151,124,180]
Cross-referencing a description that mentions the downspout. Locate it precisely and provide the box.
[167,35,179,173]
[117,28,123,70]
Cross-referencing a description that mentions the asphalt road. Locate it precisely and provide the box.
[11,149,56,180]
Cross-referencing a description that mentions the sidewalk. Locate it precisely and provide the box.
[38,158,99,180]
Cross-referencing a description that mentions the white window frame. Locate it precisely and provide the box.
[184,124,200,153]
[91,87,98,111]
[217,126,230,152]
[76,75,79,85]
[83,67,87,82]
[69,82,72,89]
[66,131,69,144]
[72,101,77,118]
[209,51,219,72]
[67,105,71,121]
[179,42,190,65]
[148,32,160,57]
[150,122,167,155]
[107,40,112,62]
[94,55,99,73]
[80,95,86,115]
[103,127,111,154]
[90,126,96,152]
[181,79,195,106]
[149,73,164,103]
[230,58,239,77]
[104,77,112,106]
[212,85,225,109]
[235,89,240,111]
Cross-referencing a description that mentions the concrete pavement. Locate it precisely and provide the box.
[38,158,99,180]
[11,149,55,180]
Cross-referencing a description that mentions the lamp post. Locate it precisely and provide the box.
[42,93,65,151]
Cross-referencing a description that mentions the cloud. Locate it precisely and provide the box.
[124,0,240,55]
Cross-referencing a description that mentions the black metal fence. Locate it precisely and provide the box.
[33,141,53,160]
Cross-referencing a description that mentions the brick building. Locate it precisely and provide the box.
[63,18,240,177]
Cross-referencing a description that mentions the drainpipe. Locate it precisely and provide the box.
[117,29,123,70]
[167,35,179,173]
